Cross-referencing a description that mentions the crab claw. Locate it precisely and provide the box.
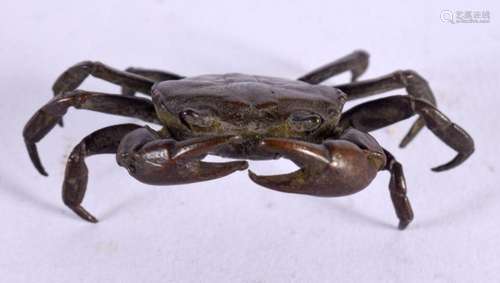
[118,132,248,185]
[166,135,249,182]
[249,138,382,197]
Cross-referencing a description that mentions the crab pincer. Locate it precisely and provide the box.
[249,138,384,197]
[64,130,248,223]
[117,130,249,186]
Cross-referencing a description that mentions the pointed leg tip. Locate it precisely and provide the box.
[431,153,469,172]
[31,162,49,176]
[34,161,49,176]
[32,159,49,177]
[399,135,414,148]
[398,140,410,148]
[87,217,99,224]
[72,206,99,223]
[26,142,49,176]
[80,214,99,223]
[398,220,411,230]
[399,118,426,149]
[431,166,448,173]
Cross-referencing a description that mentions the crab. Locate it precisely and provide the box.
[23,50,474,229]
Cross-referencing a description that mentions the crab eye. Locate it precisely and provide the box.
[287,111,323,132]
[179,109,213,129]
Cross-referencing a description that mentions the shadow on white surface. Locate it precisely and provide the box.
[0,169,64,218]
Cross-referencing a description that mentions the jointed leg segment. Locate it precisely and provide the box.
[51,61,160,126]
[336,70,437,147]
[383,149,413,229]
[52,61,157,96]
[64,125,248,222]
[298,50,369,84]
[339,95,474,171]
[23,90,160,176]
[121,67,184,97]
[62,124,142,222]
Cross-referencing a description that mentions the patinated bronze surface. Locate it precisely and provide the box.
[23,50,474,229]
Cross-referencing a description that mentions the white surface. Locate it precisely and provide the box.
[1,1,499,282]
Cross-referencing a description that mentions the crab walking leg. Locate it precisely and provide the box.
[62,124,142,223]
[116,128,248,186]
[340,129,413,229]
[121,67,185,97]
[64,126,247,223]
[52,61,157,126]
[335,70,437,147]
[23,90,160,176]
[52,61,156,96]
[298,50,369,84]
[383,149,414,230]
[339,95,474,171]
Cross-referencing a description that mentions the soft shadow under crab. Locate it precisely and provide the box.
[23,50,474,229]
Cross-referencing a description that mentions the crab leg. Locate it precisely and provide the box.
[339,95,474,171]
[117,127,248,186]
[23,90,159,176]
[51,61,158,126]
[298,50,369,84]
[64,126,247,223]
[53,61,156,96]
[383,149,414,230]
[121,67,184,97]
[335,70,437,147]
[62,124,141,222]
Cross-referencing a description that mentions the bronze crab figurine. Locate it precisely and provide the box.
[24,50,474,229]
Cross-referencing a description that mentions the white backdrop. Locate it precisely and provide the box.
[1,0,499,282]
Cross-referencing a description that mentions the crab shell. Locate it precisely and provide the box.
[151,73,347,159]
